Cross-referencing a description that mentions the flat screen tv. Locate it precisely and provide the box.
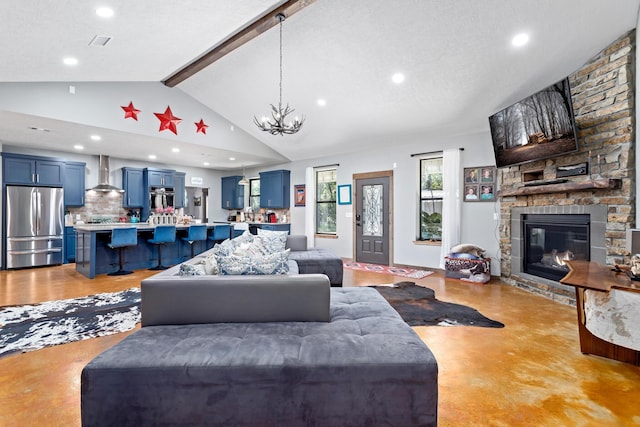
[488,77,579,168]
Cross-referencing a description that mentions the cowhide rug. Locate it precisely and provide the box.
[371,281,504,328]
[0,288,140,357]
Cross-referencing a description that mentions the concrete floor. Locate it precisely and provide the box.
[1,264,639,426]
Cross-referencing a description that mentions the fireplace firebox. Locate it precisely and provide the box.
[523,214,590,281]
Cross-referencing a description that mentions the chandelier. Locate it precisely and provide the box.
[254,13,304,135]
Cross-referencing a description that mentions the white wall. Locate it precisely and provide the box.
[244,130,502,274]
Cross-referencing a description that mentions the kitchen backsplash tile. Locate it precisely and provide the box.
[67,192,130,223]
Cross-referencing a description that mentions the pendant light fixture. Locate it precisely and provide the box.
[239,165,249,186]
[253,13,304,135]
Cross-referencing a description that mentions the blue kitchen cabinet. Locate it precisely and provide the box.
[259,169,290,208]
[221,176,244,209]
[122,167,145,208]
[174,172,186,208]
[64,226,76,263]
[64,161,86,206]
[2,153,65,186]
[145,168,174,187]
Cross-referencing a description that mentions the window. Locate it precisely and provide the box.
[249,178,260,212]
[419,157,443,241]
[316,168,337,234]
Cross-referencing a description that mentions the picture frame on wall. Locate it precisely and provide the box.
[337,184,352,205]
[464,166,496,202]
[294,184,306,207]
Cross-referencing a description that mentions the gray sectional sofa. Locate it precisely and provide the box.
[80,233,438,426]
[286,234,344,286]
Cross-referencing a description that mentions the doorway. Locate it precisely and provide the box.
[184,187,208,223]
[354,171,393,265]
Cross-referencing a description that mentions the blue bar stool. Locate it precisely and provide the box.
[208,224,232,244]
[181,224,208,258]
[107,227,138,276]
[148,225,176,270]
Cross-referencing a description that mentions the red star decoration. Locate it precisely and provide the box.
[154,106,181,135]
[121,102,140,121]
[195,119,209,134]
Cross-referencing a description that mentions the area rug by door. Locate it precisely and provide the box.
[0,288,140,357]
[344,261,434,279]
[371,282,504,328]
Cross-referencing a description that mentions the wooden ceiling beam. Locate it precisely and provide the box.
[163,0,316,88]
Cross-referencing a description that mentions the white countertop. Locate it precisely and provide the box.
[73,222,231,231]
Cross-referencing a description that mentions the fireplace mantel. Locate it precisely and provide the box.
[497,178,621,197]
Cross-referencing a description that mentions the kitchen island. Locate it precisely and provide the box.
[74,223,231,279]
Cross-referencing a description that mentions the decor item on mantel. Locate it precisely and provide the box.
[253,13,304,135]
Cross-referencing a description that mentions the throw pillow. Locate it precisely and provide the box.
[234,230,255,246]
[203,253,219,275]
[232,238,270,258]
[219,249,290,275]
[212,238,235,258]
[178,263,206,276]
[449,243,486,258]
[257,229,288,253]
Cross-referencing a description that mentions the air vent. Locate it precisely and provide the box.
[89,35,112,47]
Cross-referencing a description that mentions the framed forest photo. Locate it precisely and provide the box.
[464,166,496,202]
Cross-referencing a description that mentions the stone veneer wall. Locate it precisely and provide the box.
[497,30,636,304]
[67,192,131,223]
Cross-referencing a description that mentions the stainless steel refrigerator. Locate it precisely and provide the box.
[6,186,64,269]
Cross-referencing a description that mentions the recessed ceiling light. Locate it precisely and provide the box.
[317,99,327,107]
[203,162,210,166]
[392,73,405,84]
[512,33,529,47]
[96,7,114,18]
[74,145,84,150]
[172,148,180,153]
[63,57,78,66]
[230,125,235,132]
[90,135,101,141]
[148,155,157,160]
[229,157,236,161]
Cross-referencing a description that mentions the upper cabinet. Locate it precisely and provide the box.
[174,172,186,209]
[64,161,86,206]
[2,153,65,187]
[122,167,145,208]
[221,176,245,209]
[260,170,290,208]
[145,168,174,187]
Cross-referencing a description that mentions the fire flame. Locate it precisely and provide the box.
[554,251,573,267]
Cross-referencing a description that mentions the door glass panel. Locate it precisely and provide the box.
[363,184,383,237]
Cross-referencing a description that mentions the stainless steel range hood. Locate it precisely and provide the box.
[88,155,124,192]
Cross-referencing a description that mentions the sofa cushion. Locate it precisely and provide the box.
[289,249,343,286]
[202,253,219,275]
[286,234,308,251]
[257,229,288,253]
[140,274,331,325]
[219,249,291,275]
[178,263,206,276]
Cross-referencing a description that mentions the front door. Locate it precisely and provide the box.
[355,173,391,265]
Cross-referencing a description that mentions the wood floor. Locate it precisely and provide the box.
[1,264,639,426]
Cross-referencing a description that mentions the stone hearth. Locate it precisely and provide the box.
[497,31,636,306]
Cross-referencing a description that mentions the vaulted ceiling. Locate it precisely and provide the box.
[0,0,638,170]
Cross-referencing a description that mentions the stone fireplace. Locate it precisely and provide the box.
[522,214,590,281]
[497,31,635,306]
